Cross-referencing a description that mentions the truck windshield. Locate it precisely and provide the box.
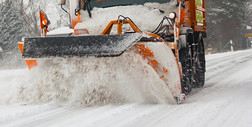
[90,0,171,8]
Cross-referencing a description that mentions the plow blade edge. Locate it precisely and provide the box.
[23,33,143,58]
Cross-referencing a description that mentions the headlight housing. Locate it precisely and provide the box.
[169,12,176,21]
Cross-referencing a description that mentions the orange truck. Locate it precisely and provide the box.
[18,0,206,103]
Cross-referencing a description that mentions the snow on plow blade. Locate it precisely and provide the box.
[22,33,143,58]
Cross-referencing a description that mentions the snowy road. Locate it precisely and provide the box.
[0,49,252,127]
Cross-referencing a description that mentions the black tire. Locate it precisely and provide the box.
[193,35,206,87]
[179,29,195,95]
[179,48,192,95]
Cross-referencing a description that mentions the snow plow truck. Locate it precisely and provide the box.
[18,0,206,103]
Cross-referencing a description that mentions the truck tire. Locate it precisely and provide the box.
[193,35,205,87]
[179,29,194,95]
[179,48,192,94]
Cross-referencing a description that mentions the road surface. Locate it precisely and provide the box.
[0,49,252,127]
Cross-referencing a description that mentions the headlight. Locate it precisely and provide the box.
[169,12,176,20]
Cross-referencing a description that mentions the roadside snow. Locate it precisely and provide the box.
[206,50,250,61]
[0,69,28,105]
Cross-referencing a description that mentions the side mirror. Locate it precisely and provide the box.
[59,0,66,5]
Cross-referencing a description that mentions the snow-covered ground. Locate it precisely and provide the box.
[0,49,252,127]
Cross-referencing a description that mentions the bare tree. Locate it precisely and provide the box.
[14,0,50,36]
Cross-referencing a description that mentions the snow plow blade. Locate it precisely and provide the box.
[22,33,143,58]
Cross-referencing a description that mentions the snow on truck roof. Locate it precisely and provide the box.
[76,1,177,34]
[47,27,74,36]
[90,0,172,8]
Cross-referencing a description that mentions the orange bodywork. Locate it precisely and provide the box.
[71,12,82,29]
[134,44,159,72]
[18,42,24,54]
[18,42,38,70]
[21,10,49,70]
[147,33,165,42]
[74,29,90,35]
[172,0,206,78]
[101,18,181,85]
[21,10,50,70]
[25,60,38,70]
[182,0,206,32]
[101,19,142,35]
[39,10,50,37]
[134,43,182,96]
[39,11,50,29]
[134,44,173,82]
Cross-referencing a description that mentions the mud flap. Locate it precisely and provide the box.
[23,33,143,58]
